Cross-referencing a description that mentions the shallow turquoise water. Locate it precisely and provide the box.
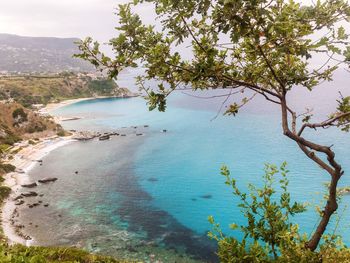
[20,93,350,262]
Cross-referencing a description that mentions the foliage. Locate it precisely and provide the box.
[0,186,11,202]
[57,129,66,137]
[209,164,350,262]
[76,0,350,116]
[0,144,11,155]
[12,108,28,125]
[0,163,16,173]
[28,140,36,145]
[0,74,125,108]
[88,79,118,95]
[76,0,350,251]
[25,122,47,134]
[0,242,127,263]
[1,134,21,146]
[208,163,306,261]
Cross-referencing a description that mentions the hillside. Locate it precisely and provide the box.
[0,73,132,107]
[0,102,61,150]
[0,34,94,73]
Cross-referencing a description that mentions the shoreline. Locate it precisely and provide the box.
[40,95,138,115]
[39,97,103,114]
[1,136,77,245]
[1,95,135,247]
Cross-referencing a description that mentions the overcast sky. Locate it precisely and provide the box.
[0,0,155,42]
[1,0,348,42]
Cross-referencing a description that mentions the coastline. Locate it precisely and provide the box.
[40,95,138,115]
[39,97,100,114]
[1,136,77,245]
[1,95,135,246]
[1,95,83,245]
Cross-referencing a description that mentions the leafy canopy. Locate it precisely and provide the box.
[76,0,350,121]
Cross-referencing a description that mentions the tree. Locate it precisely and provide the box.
[209,163,350,262]
[208,163,307,262]
[12,107,28,125]
[76,0,350,251]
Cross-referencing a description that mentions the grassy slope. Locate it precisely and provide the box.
[0,102,60,144]
[0,74,130,108]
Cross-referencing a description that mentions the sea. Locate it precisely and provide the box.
[16,70,350,262]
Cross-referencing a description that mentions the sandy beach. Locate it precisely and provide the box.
[1,98,82,245]
[1,95,133,246]
[39,97,98,115]
[39,96,123,124]
[1,136,77,245]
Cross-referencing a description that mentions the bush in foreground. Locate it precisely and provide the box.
[209,163,350,262]
[0,243,128,263]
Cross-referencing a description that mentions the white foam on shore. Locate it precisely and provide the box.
[1,137,76,245]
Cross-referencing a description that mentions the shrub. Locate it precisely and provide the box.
[0,186,11,202]
[12,108,28,124]
[1,134,21,146]
[209,163,350,262]
[57,130,66,137]
[0,163,16,173]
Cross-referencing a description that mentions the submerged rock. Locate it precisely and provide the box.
[38,177,58,183]
[13,195,23,201]
[15,200,24,206]
[21,182,37,188]
[99,135,110,141]
[21,191,38,197]
[200,194,212,199]
[147,177,158,182]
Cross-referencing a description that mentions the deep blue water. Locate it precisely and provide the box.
[20,91,350,262]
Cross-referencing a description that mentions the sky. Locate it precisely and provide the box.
[0,0,154,42]
[0,0,348,67]
[1,0,349,42]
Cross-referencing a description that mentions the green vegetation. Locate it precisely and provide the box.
[12,108,28,125]
[0,186,11,203]
[0,103,56,147]
[77,0,350,255]
[0,243,126,263]
[209,163,350,262]
[0,163,15,174]
[0,74,129,108]
[57,130,67,137]
[0,75,133,262]
[0,151,130,262]
[88,79,118,95]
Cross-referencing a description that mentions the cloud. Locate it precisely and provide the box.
[0,0,130,41]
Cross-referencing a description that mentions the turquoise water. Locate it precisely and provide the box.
[19,93,350,262]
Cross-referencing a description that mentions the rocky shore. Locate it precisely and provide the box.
[0,122,165,245]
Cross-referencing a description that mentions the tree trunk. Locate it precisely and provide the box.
[306,174,340,251]
[280,96,343,251]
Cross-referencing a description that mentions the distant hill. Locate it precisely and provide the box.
[0,34,94,73]
[0,73,133,107]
